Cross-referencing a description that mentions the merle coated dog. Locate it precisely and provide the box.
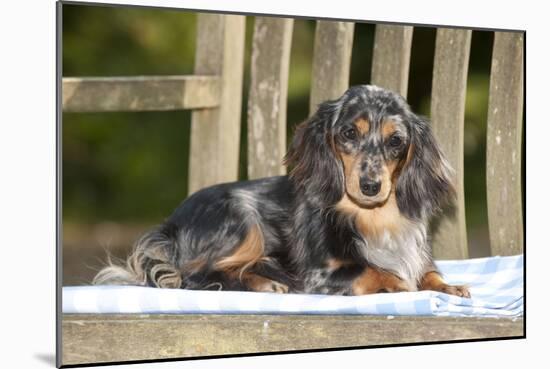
[94,85,470,298]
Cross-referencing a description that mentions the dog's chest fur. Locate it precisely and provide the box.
[358,222,429,291]
[338,194,430,290]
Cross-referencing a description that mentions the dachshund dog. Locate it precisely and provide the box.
[94,85,470,298]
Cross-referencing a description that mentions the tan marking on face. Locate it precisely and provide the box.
[339,150,363,201]
[215,224,267,275]
[336,193,411,238]
[381,120,397,139]
[380,138,411,198]
[354,118,370,135]
[377,164,393,201]
[337,144,397,206]
[347,161,395,206]
[352,266,411,295]
[338,152,394,206]
[337,119,408,206]
[387,157,403,185]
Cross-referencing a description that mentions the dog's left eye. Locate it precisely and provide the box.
[388,135,402,147]
[342,128,357,140]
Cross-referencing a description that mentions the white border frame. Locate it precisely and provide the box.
[2,0,546,368]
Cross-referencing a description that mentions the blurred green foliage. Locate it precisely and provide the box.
[62,3,500,249]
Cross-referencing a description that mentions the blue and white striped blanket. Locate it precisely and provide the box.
[63,254,523,317]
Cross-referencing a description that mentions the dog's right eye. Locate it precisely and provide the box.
[342,128,357,140]
[389,135,402,147]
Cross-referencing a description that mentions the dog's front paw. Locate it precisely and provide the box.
[352,267,412,295]
[437,284,471,298]
[249,276,289,293]
[270,281,290,293]
[258,280,289,293]
[420,272,471,298]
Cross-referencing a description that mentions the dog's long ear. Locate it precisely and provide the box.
[284,101,344,207]
[396,114,456,220]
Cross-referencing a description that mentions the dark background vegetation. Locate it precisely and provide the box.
[62,4,504,284]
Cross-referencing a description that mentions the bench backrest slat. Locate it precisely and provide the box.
[188,14,246,193]
[309,20,355,114]
[62,76,221,112]
[486,32,524,256]
[430,28,472,259]
[247,17,294,179]
[370,25,413,97]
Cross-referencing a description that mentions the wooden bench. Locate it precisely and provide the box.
[61,13,524,366]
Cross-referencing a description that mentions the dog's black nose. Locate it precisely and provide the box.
[360,180,381,196]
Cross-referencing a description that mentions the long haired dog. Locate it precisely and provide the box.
[94,85,470,297]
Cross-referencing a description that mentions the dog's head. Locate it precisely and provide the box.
[284,85,455,220]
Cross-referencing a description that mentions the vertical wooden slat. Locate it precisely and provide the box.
[429,29,472,260]
[371,25,413,98]
[188,14,246,194]
[486,32,524,256]
[247,17,294,179]
[309,21,355,114]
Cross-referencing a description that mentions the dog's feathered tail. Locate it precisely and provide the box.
[93,229,183,289]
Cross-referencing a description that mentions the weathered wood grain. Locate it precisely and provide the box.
[188,14,246,194]
[371,25,413,97]
[62,76,221,112]
[486,32,524,256]
[430,29,472,260]
[247,17,293,179]
[62,314,523,366]
[309,20,354,114]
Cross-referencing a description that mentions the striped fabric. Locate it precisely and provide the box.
[63,254,523,317]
